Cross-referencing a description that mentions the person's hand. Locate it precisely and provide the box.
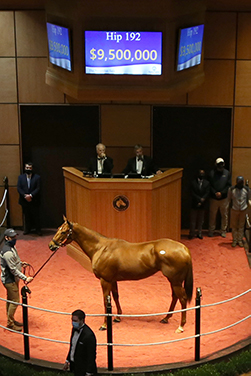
[156,170,163,175]
[24,194,32,202]
[100,152,106,159]
[22,262,29,267]
[215,192,222,199]
[63,361,70,371]
[26,277,33,284]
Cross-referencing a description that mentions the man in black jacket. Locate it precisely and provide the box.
[63,309,97,376]
[123,144,162,176]
[88,143,113,176]
[208,158,231,237]
[17,162,41,235]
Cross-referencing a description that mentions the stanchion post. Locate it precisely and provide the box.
[195,287,202,361]
[21,285,31,361]
[106,295,113,371]
[4,177,10,228]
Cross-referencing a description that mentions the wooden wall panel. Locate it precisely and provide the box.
[233,107,251,147]
[101,105,151,147]
[15,10,47,57]
[204,12,236,59]
[0,11,15,56]
[235,61,251,106]
[17,58,64,103]
[237,13,251,59]
[0,58,17,102]
[188,60,235,106]
[0,104,19,144]
[9,187,22,226]
[0,145,20,186]
[232,148,251,183]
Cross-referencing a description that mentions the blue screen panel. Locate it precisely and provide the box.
[85,31,162,75]
[177,25,204,71]
[47,22,72,71]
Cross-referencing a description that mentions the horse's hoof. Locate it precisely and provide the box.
[175,325,184,333]
[113,318,121,323]
[99,325,107,331]
[160,318,169,324]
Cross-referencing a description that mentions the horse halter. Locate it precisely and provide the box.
[52,222,73,249]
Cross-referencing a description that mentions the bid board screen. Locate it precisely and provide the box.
[47,22,72,71]
[85,31,162,75]
[177,25,204,72]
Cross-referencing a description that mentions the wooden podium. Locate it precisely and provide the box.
[63,167,183,270]
[63,167,182,241]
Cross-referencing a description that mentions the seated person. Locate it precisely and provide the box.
[88,143,113,175]
[122,144,162,176]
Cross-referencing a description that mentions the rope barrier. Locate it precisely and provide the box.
[0,187,8,227]
[0,189,7,208]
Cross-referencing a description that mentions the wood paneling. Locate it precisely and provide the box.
[235,61,251,106]
[0,104,19,144]
[9,186,23,226]
[204,12,236,59]
[188,60,235,106]
[0,11,15,56]
[0,58,17,102]
[232,148,251,183]
[17,58,64,103]
[101,105,151,147]
[15,10,47,57]
[233,107,251,147]
[237,13,251,60]
[0,145,20,186]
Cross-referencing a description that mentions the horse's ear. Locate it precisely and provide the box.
[63,215,67,222]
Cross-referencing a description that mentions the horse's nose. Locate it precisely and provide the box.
[48,242,57,251]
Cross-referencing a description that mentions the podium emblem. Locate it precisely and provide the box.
[113,195,129,211]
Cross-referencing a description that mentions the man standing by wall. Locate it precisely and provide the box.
[17,162,41,235]
[208,158,231,237]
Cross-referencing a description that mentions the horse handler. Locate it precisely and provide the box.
[0,228,33,331]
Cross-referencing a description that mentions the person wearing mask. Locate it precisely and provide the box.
[189,169,210,240]
[0,229,33,331]
[88,143,114,176]
[208,158,231,237]
[17,162,41,235]
[122,144,162,176]
[63,309,97,376]
[228,176,250,247]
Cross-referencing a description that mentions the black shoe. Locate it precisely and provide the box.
[197,233,203,239]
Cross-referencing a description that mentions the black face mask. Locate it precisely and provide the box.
[198,173,205,179]
[7,239,16,247]
[25,169,33,175]
[236,183,244,189]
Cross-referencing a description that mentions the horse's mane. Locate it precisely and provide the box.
[73,222,108,242]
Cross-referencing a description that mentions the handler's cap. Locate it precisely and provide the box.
[216,157,224,165]
[4,228,17,238]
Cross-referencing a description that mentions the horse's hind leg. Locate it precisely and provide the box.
[160,286,178,324]
[111,281,122,323]
[171,285,188,333]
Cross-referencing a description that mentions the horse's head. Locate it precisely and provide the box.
[48,215,74,252]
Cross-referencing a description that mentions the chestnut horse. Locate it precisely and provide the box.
[48,216,193,333]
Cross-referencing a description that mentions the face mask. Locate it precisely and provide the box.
[25,169,33,175]
[72,321,80,330]
[236,183,244,189]
[8,239,16,247]
[198,173,205,179]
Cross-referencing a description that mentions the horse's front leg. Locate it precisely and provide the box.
[99,278,112,331]
[111,281,122,323]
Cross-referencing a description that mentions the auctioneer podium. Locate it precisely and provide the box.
[63,167,183,270]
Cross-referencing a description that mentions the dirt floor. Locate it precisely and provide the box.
[0,230,250,370]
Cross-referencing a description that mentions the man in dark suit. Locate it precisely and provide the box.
[189,169,210,239]
[123,144,162,176]
[63,309,97,376]
[88,143,113,176]
[17,162,41,235]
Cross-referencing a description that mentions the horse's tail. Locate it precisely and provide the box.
[184,260,193,303]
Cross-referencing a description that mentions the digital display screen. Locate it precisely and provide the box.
[47,22,72,71]
[177,25,204,72]
[85,31,162,75]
